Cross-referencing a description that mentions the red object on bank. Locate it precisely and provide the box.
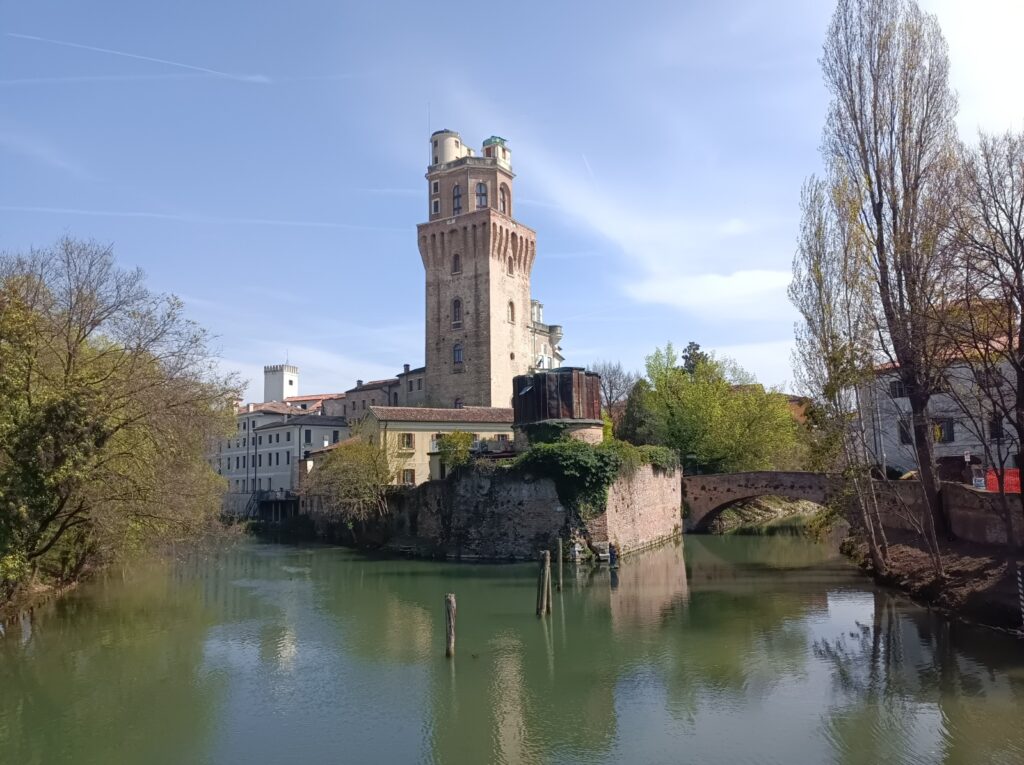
[986,468,1021,493]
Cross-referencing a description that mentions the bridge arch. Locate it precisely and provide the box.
[682,472,841,532]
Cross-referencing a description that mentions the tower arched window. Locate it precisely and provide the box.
[453,343,463,364]
[452,298,462,327]
[499,187,507,214]
[476,182,488,209]
[507,301,515,323]
[453,184,462,215]
[452,253,461,274]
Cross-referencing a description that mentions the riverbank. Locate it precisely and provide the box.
[844,529,1024,633]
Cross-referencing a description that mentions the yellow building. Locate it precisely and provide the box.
[363,405,514,486]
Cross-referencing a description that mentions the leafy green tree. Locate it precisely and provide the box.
[437,431,474,472]
[633,343,804,473]
[0,238,237,601]
[302,434,397,523]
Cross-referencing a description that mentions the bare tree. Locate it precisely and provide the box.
[591,360,639,417]
[937,131,1024,547]
[821,0,959,566]
[790,175,890,573]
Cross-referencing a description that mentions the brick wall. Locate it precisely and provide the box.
[385,464,682,560]
[592,465,682,554]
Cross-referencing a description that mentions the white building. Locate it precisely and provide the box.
[861,364,1018,479]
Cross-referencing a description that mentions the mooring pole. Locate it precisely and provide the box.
[557,543,563,592]
[537,550,551,616]
[1017,564,1024,630]
[545,551,553,614]
[445,593,456,657]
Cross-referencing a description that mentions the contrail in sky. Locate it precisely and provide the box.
[0,205,405,232]
[6,32,270,83]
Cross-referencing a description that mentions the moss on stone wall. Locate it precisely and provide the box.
[511,438,678,520]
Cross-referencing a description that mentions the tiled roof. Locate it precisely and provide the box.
[367,406,513,424]
[255,414,350,430]
[347,378,399,393]
[237,402,293,416]
[285,393,346,402]
[397,366,426,376]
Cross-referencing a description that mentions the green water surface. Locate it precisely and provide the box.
[2,536,1022,764]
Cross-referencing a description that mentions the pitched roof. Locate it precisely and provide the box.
[237,401,294,416]
[285,393,346,403]
[255,414,350,430]
[346,378,399,393]
[367,405,513,424]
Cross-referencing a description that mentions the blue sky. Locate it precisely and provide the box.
[2,1,1021,400]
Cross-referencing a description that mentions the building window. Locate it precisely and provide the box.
[408,379,414,392]
[304,429,311,444]
[899,420,912,445]
[453,343,463,364]
[499,187,508,214]
[452,298,462,327]
[507,301,515,323]
[402,469,415,486]
[258,454,262,467]
[453,185,462,215]
[286,431,291,442]
[400,433,415,450]
[476,182,487,208]
[242,456,247,468]
[452,252,461,274]
[276,452,280,465]
[332,430,340,443]
[991,416,1005,441]
[286,452,290,465]
[258,435,262,445]
[454,398,464,409]
[432,199,440,215]
[392,392,398,405]
[889,380,910,399]
[934,419,955,444]
[417,378,422,390]
[497,433,509,443]
[431,180,439,194]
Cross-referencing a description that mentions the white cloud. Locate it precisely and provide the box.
[710,338,796,390]
[0,130,88,178]
[624,269,795,322]
[922,0,1024,134]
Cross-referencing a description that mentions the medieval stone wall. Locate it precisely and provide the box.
[385,465,681,560]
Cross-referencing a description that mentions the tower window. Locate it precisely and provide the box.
[507,301,515,323]
[452,298,462,327]
[499,187,508,214]
[431,180,439,194]
[453,343,463,364]
[476,182,487,208]
[453,184,462,215]
[452,253,461,274]
[432,199,440,215]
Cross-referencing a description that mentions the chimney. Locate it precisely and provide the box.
[403,363,410,374]
[357,379,364,387]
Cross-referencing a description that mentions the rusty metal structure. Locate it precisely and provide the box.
[512,367,602,424]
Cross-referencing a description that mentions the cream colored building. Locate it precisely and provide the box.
[418,130,564,409]
[363,405,514,486]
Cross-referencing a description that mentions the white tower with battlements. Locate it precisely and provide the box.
[263,364,299,402]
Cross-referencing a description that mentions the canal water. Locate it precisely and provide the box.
[2,536,1023,765]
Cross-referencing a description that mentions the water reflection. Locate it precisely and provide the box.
[1,537,1023,764]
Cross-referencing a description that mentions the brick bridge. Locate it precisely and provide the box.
[682,471,841,531]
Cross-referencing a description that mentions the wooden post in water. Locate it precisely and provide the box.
[445,593,456,657]
[556,543,563,592]
[545,551,553,614]
[537,551,551,616]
